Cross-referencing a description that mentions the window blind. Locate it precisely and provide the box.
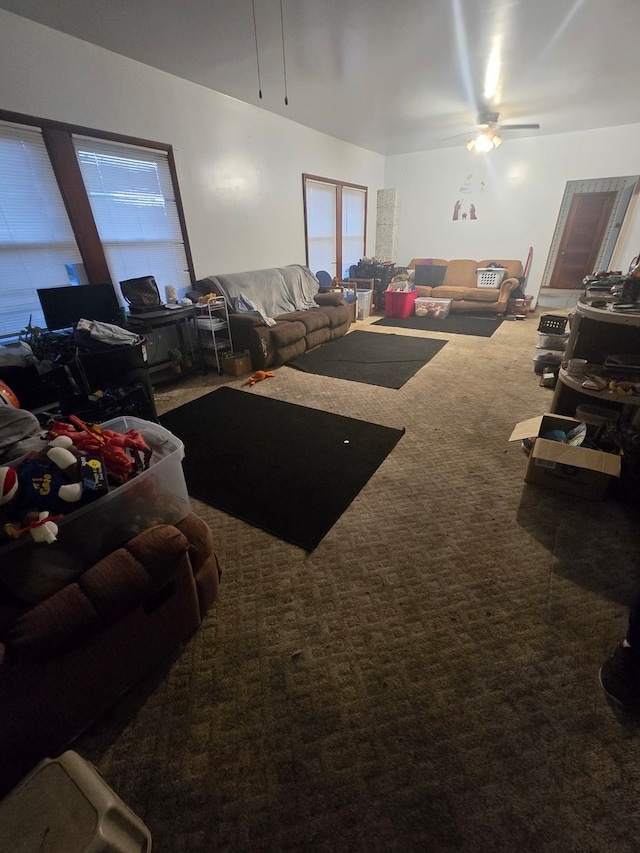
[0,123,83,336]
[73,137,191,299]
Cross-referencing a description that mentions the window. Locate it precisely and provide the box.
[0,112,194,337]
[303,175,367,280]
[73,137,191,294]
[0,122,83,336]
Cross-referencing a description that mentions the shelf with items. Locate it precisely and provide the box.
[550,299,640,417]
[557,367,640,405]
[194,296,233,373]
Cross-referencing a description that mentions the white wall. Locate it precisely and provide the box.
[385,125,640,303]
[0,10,384,285]
[3,10,640,307]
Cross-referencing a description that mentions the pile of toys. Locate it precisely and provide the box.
[0,414,152,545]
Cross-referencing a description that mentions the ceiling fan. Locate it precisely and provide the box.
[465,110,541,151]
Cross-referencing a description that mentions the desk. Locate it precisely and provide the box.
[127,306,204,384]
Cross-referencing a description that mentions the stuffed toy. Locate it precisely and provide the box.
[244,370,275,387]
[0,436,85,543]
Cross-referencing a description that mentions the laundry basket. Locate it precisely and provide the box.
[537,314,569,335]
[476,267,506,288]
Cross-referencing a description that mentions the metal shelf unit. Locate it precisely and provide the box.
[194,296,233,372]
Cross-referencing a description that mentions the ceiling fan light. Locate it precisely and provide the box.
[473,132,494,153]
[466,138,476,151]
[492,133,503,148]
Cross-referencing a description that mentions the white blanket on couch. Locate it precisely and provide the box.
[202,265,319,320]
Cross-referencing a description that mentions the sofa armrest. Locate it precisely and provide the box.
[3,524,190,664]
[314,292,346,307]
[498,276,522,300]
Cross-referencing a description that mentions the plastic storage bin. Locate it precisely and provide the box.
[476,268,506,288]
[357,289,373,320]
[385,288,418,318]
[1,416,191,581]
[0,750,152,852]
[415,297,452,318]
[536,332,569,351]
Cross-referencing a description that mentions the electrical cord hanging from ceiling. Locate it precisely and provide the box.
[251,0,288,105]
[251,0,262,99]
[280,0,288,105]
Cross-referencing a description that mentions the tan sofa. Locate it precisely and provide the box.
[404,258,523,314]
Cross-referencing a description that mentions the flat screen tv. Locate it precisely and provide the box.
[37,284,122,331]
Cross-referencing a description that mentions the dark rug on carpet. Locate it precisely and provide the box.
[286,329,447,388]
[159,386,405,550]
[373,312,503,337]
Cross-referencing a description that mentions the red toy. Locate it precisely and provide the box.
[244,370,275,387]
[46,415,152,485]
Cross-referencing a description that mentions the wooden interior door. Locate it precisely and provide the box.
[549,191,616,288]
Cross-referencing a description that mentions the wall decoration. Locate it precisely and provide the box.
[452,172,484,221]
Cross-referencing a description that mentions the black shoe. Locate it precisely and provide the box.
[599,643,640,710]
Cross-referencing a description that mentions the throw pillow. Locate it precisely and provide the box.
[314,292,344,307]
[414,265,447,287]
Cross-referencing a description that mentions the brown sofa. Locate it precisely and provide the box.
[0,511,220,798]
[191,265,352,370]
[404,258,523,314]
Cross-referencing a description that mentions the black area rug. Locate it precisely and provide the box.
[373,312,503,337]
[159,386,405,550]
[287,330,447,388]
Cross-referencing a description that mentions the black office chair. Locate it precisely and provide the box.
[315,270,333,288]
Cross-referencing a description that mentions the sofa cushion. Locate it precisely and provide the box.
[268,320,307,347]
[272,338,306,366]
[276,309,328,333]
[304,327,332,350]
[459,287,505,303]
[429,287,467,301]
[413,264,447,287]
[328,317,352,340]
[322,304,352,329]
[442,260,479,287]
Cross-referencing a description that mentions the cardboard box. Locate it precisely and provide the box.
[385,288,417,318]
[509,414,621,500]
[222,352,252,377]
[415,297,452,318]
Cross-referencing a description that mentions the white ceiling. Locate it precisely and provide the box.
[2,0,639,156]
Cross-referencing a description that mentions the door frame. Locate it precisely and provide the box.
[541,176,639,290]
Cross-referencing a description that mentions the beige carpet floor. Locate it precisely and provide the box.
[75,312,640,852]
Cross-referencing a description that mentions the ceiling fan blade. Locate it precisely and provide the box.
[438,131,476,142]
[498,123,541,131]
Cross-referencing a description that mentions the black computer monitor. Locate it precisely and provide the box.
[37,284,122,331]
